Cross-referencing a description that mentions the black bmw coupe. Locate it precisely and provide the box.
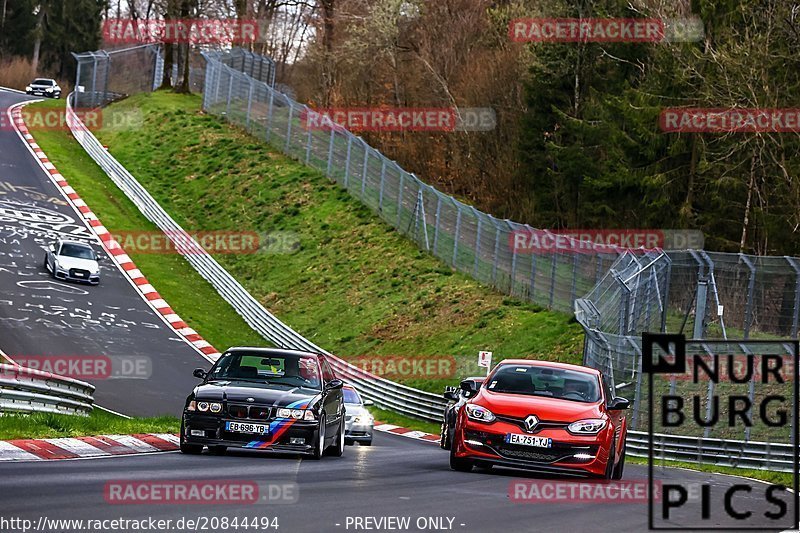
[181,347,345,459]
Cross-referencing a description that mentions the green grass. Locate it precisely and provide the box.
[627,456,793,486]
[0,409,179,440]
[368,406,442,435]
[26,91,582,395]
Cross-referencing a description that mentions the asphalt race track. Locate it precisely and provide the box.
[1,431,794,532]
[0,89,796,533]
[0,89,209,416]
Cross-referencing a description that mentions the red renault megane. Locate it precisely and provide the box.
[449,360,629,478]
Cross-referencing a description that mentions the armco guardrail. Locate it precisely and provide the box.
[0,363,95,416]
[627,431,795,472]
[65,94,447,423]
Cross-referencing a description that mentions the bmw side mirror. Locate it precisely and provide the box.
[363,399,374,406]
[608,397,630,410]
[192,368,207,380]
[443,390,458,401]
[460,379,480,396]
[48,244,55,252]
[326,379,344,390]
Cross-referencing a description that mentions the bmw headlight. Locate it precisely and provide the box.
[465,404,496,423]
[194,401,222,413]
[277,408,316,421]
[567,419,606,435]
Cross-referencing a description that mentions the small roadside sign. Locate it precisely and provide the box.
[478,351,492,375]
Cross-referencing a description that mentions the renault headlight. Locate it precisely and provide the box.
[465,404,496,423]
[567,419,606,435]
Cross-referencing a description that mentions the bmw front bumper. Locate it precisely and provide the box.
[182,412,321,455]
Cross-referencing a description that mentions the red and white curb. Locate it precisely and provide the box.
[0,433,179,461]
[8,101,220,362]
[374,423,440,444]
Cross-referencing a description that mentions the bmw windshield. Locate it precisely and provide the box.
[208,352,322,390]
[485,365,601,403]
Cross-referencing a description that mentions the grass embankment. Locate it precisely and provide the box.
[26,92,582,394]
[0,410,179,440]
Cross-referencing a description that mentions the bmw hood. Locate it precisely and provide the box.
[55,255,99,273]
[193,381,321,408]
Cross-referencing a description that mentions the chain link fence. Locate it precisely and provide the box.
[201,49,630,315]
[72,45,163,108]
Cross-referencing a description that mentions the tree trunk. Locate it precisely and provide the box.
[739,153,757,254]
[31,5,46,77]
[320,0,335,106]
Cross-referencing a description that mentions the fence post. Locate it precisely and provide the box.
[570,254,579,304]
[265,87,275,142]
[74,59,83,108]
[473,215,482,277]
[529,226,538,302]
[549,253,558,309]
[452,206,462,267]
[509,222,518,295]
[361,146,369,198]
[740,254,756,339]
[786,257,800,338]
[378,158,387,211]
[225,73,234,116]
[245,81,254,130]
[344,135,353,186]
[326,127,336,176]
[305,120,313,164]
[284,103,294,153]
[661,257,672,333]
[432,194,442,254]
[397,172,405,226]
[90,52,99,108]
[491,224,501,285]
[101,51,110,105]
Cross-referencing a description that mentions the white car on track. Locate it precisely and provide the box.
[43,239,101,284]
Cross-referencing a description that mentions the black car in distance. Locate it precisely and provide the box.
[181,347,346,459]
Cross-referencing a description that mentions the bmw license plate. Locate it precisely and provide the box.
[226,421,269,435]
[505,434,552,448]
